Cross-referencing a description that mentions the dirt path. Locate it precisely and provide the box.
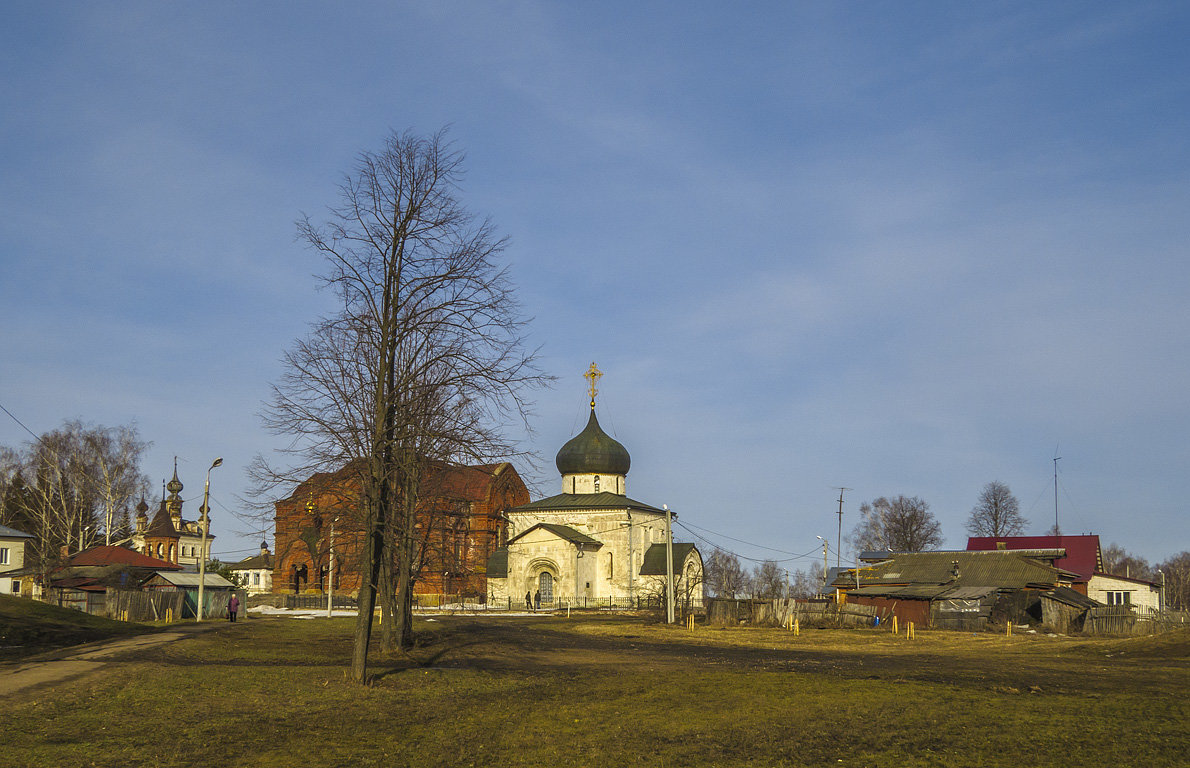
[0,623,220,695]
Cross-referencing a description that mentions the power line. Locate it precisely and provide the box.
[0,400,42,443]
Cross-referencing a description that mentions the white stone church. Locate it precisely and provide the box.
[487,365,703,610]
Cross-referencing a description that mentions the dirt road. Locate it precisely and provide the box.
[0,623,219,695]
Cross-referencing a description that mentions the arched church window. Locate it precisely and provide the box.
[594,475,600,492]
[607,552,614,579]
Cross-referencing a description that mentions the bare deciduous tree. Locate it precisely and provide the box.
[1155,551,1190,610]
[849,495,942,553]
[1100,543,1152,581]
[703,548,746,598]
[749,560,787,599]
[255,129,547,683]
[0,421,149,589]
[787,567,821,599]
[965,481,1026,538]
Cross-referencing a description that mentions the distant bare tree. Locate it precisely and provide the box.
[703,548,746,598]
[850,496,942,553]
[788,567,821,599]
[1101,543,1153,581]
[965,481,1026,538]
[255,129,547,683]
[749,560,787,599]
[1155,551,1190,610]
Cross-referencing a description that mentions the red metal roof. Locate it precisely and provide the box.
[68,545,182,571]
[966,535,1102,581]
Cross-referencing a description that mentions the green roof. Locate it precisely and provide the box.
[486,547,508,578]
[507,523,603,547]
[833,550,1066,593]
[638,543,699,576]
[555,409,631,475]
[509,491,665,515]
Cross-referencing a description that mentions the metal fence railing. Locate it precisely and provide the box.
[410,594,699,613]
[284,593,358,611]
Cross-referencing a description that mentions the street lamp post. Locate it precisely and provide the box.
[816,536,828,595]
[196,457,223,622]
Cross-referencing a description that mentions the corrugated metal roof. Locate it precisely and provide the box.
[148,572,234,588]
[833,550,1063,592]
[967,535,1102,580]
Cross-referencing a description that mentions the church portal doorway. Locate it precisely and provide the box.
[538,572,553,605]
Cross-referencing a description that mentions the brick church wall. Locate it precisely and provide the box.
[272,461,527,598]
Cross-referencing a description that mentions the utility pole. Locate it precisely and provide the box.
[1053,454,1061,533]
[835,487,850,569]
[327,515,336,618]
[627,511,634,600]
[816,536,828,593]
[664,504,675,624]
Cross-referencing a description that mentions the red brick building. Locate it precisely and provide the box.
[272,460,528,598]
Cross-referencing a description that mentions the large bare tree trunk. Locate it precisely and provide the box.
[256,128,549,684]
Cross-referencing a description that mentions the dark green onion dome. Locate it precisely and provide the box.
[555,409,631,476]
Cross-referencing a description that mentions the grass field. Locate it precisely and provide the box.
[4,613,1188,767]
[0,594,155,660]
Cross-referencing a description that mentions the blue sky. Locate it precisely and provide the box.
[1,2,1187,569]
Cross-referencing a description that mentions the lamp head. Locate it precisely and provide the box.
[211,457,224,470]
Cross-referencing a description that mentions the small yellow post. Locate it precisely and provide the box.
[893,615,899,635]
[794,618,800,637]
[1007,622,1012,637]
[908,621,915,639]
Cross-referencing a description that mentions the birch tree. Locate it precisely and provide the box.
[0,421,149,587]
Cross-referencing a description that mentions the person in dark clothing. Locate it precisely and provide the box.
[227,593,239,623]
[525,591,532,610]
[534,590,541,610]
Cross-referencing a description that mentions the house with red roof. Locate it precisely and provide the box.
[42,545,181,613]
[967,534,1160,611]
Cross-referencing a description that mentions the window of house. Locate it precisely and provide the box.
[0,547,9,565]
[1107,591,1131,606]
[253,572,260,585]
[12,579,20,594]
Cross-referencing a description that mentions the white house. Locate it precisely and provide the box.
[229,541,274,594]
[0,524,34,595]
[1087,572,1162,612]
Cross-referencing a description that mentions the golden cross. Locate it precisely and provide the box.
[583,362,603,409]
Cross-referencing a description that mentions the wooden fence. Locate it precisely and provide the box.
[104,589,186,623]
[707,598,880,628]
[1083,605,1188,636]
